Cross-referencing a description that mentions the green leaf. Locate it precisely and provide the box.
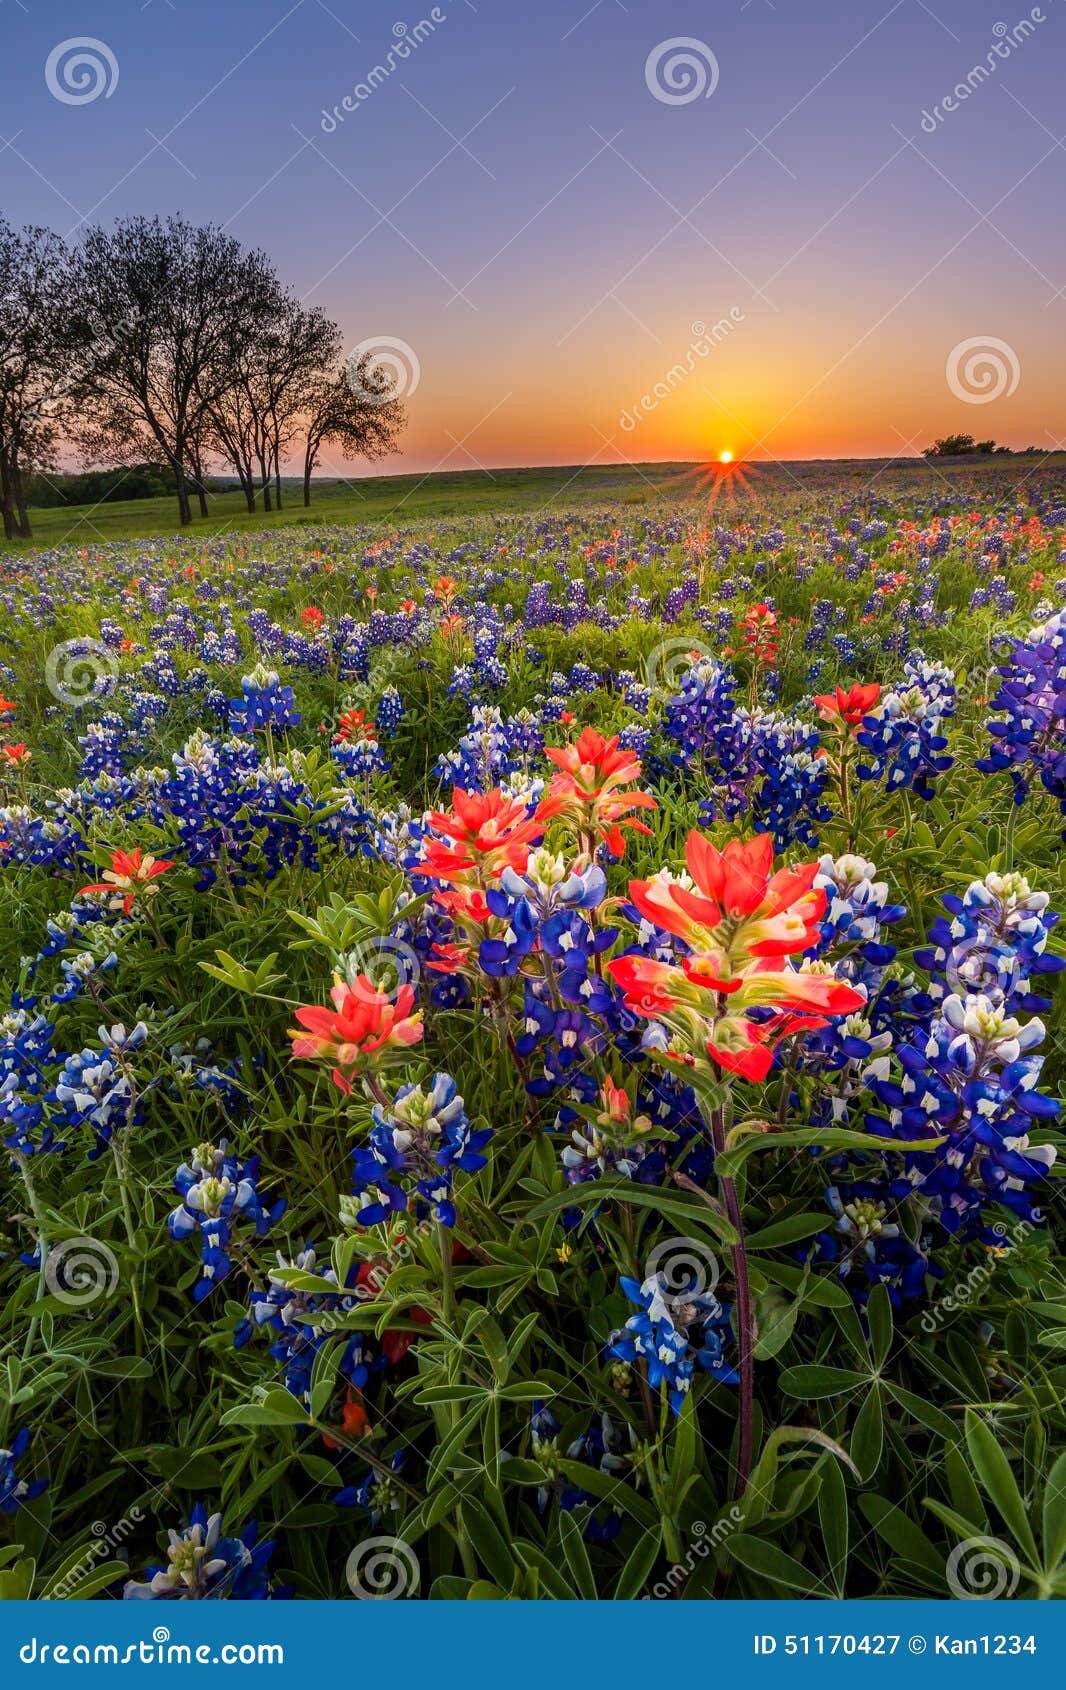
[1043,1451,1066,1573]
[613,1526,662,1600]
[866,1284,893,1371]
[779,1365,865,1399]
[727,1534,823,1594]
[558,1510,597,1600]
[220,1388,308,1428]
[460,1501,515,1587]
[965,1410,1039,1566]
[851,1386,884,1482]
[745,1213,832,1250]
[817,1457,848,1594]
[859,1494,946,1583]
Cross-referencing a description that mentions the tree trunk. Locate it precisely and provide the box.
[0,459,16,541]
[12,460,31,539]
[173,457,192,526]
[303,464,312,507]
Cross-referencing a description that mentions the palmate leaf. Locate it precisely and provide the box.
[523,1178,739,1246]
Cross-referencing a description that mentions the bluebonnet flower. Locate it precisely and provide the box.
[607,1272,736,1415]
[0,1430,47,1515]
[856,655,955,799]
[348,1073,489,1228]
[123,1505,286,1600]
[169,1140,285,1301]
[235,1245,374,1402]
[228,665,301,736]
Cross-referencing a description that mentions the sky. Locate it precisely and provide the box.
[2,0,1065,476]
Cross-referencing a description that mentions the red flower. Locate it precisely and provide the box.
[813,681,881,728]
[302,605,326,628]
[0,696,15,717]
[78,847,174,915]
[607,829,865,1081]
[418,788,545,885]
[289,975,423,1094]
[0,743,30,767]
[539,727,657,855]
[334,708,377,744]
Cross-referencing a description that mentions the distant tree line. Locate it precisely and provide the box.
[0,214,406,540]
[923,434,1043,459]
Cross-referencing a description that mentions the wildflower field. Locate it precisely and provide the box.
[3,461,1066,1603]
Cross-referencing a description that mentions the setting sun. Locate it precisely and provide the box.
[719,451,733,464]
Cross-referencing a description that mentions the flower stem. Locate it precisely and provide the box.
[708,1105,755,1500]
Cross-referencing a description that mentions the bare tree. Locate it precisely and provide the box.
[301,357,405,507]
[0,222,80,541]
[71,215,278,526]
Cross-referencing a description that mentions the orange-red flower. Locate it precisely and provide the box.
[0,743,30,767]
[78,847,174,915]
[539,727,658,856]
[334,707,377,744]
[418,788,544,885]
[289,975,423,1094]
[607,830,865,1082]
[0,696,15,717]
[813,681,881,728]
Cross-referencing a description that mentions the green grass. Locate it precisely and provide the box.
[15,453,1066,550]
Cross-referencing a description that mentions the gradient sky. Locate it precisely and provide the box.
[3,0,1065,475]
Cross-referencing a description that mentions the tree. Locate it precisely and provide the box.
[924,434,976,458]
[71,215,279,526]
[301,356,405,507]
[204,294,339,514]
[0,222,81,541]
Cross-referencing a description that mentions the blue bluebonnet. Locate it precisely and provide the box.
[607,1272,737,1415]
[0,1430,47,1515]
[348,1073,489,1228]
[235,1245,374,1402]
[123,1505,287,1600]
[228,665,301,736]
[169,1140,285,1301]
